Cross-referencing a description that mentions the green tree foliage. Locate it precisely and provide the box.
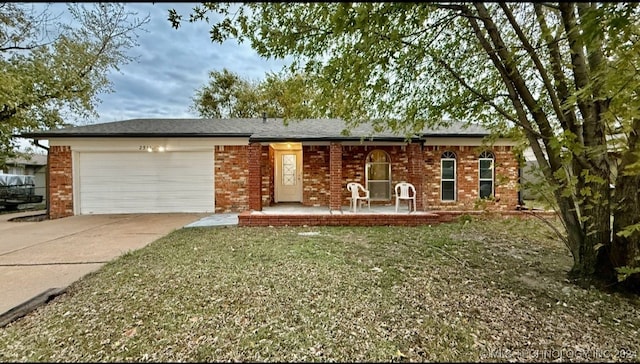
[1,3,149,157]
[170,3,640,291]
[192,68,260,118]
[191,68,316,119]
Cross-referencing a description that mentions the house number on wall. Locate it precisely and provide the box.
[139,145,165,152]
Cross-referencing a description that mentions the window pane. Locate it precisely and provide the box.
[479,181,493,198]
[365,150,391,200]
[442,160,455,180]
[368,181,390,199]
[368,150,388,163]
[282,154,296,185]
[442,181,455,201]
[368,164,389,180]
[480,159,493,179]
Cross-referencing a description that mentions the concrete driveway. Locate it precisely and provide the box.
[0,211,206,315]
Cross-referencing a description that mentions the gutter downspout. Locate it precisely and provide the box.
[32,139,50,218]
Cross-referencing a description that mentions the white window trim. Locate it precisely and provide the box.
[365,150,392,201]
[478,152,495,199]
[441,152,456,202]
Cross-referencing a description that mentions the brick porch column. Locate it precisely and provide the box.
[329,142,343,211]
[248,142,262,211]
[49,145,73,219]
[407,142,425,211]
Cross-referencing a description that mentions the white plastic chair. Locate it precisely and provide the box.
[395,182,416,212]
[347,182,370,213]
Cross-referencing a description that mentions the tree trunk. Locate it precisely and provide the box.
[446,2,633,290]
[565,179,614,283]
[554,188,583,262]
[612,174,640,285]
[571,214,614,279]
[610,116,640,291]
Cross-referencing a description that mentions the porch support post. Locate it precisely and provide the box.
[408,142,425,210]
[248,142,262,211]
[329,142,343,211]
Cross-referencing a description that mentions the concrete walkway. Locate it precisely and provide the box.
[0,211,207,317]
[184,213,239,227]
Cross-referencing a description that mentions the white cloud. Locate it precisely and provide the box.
[91,3,290,124]
[15,3,291,151]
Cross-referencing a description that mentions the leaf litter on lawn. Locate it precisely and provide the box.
[0,216,638,362]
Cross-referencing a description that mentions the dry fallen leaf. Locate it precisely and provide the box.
[123,328,137,338]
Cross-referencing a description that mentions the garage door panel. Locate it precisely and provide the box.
[78,151,214,214]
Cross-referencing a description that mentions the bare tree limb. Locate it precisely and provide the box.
[533,3,583,144]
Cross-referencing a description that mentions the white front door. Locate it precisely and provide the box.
[274,149,302,202]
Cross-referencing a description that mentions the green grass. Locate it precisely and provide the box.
[1,216,638,362]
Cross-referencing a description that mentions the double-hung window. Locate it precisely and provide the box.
[479,151,494,199]
[365,150,391,200]
[441,151,456,201]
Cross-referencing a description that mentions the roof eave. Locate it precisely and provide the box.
[18,132,253,139]
[421,133,491,138]
[249,136,422,143]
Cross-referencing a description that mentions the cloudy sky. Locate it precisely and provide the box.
[87,3,289,124]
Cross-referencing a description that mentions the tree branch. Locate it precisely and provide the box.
[433,56,543,138]
[468,2,583,254]
[533,3,583,143]
[0,45,44,52]
[559,3,597,144]
[499,3,566,132]
[576,3,610,165]
[473,3,571,172]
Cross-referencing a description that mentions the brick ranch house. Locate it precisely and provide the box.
[21,118,521,223]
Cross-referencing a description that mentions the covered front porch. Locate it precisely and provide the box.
[246,140,427,213]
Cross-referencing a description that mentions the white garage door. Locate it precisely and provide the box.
[78,151,214,214]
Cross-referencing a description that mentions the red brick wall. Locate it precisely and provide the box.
[494,145,520,209]
[261,146,272,207]
[340,145,411,206]
[248,143,262,211]
[45,142,519,217]
[329,143,343,210]
[302,146,330,206]
[238,209,555,227]
[407,143,424,210]
[238,210,441,226]
[301,145,416,209]
[423,145,519,211]
[49,146,73,219]
[212,142,517,213]
[273,143,518,212]
[214,145,249,213]
[340,146,367,208]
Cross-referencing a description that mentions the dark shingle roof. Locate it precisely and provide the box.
[19,118,492,141]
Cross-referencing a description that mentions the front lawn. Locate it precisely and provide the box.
[1,216,638,362]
